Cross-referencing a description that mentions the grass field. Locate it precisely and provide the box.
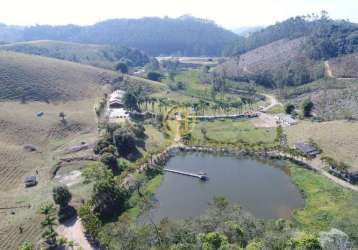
[0,98,100,249]
[191,120,276,145]
[290,165,358,244]
[285,120,358,170]
[266,104,284,114]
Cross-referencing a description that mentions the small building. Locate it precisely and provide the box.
[275,113,297,126]
[293,143,319,157]
[109,90,125,108]
[108,108,129,120]
[24,176,37,187]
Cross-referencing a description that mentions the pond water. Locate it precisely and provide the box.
[143,152,304,222]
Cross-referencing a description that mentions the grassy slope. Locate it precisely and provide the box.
[0,100,99,249]
[0,50,166,102]
[0,50,166,248]
[285,120,358,170]
[291,165,358,243]
[0,50,116,101]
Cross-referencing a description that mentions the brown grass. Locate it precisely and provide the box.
[0,99,99,249]
[285,120,358,170]
[0,50,117,101]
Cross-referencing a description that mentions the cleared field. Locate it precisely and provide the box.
[0,99,99,249]
[219,38,305,78]
[191,120,276,145]
[285,120,358,170]
[281,78,358,120]
[328,52,358,78]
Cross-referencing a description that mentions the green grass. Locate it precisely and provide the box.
[266,104,284,114]
[191,120,276,145]
[123,175,163,219]
[290,165,358,236]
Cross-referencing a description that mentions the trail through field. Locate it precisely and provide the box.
[261,93,282,112]
[57,217,97,250]
[324,60,334,78]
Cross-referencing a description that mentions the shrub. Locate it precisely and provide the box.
[285,103,295,114]
[147,71,162,81]
[18,241,33,250]
[302,99,314,117]
[53,186,72,208]
[100,152,118,171]
[116,62,129,74]
[79,202,102,238]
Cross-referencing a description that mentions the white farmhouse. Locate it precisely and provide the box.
[107,90,129,121]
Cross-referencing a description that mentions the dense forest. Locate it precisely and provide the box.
[0,41,150,68]
[0,16,238,56]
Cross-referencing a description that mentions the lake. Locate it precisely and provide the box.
[142,152,304,222]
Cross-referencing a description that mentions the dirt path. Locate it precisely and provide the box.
[325,60,334,78]
[57,217,96,250]
[261,93,282,112]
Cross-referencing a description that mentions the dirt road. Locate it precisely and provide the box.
[57,217,96,250]
[325,60,334,78]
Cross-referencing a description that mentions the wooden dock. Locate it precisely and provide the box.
[163,168,208,181]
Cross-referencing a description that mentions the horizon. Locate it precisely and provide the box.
[0,0,357,29]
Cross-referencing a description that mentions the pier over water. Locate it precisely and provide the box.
[163,168,208,181]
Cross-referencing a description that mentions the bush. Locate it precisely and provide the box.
[302,99,314,117]
[79,202,102,238]
[147,71,162,81]
[116,62,129,74]
[53,186,72,208]
[58,206,77,223]
[18,241,33,250]
[100,152,118,171]
[285,103,295,114]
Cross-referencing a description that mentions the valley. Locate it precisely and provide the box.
[0,10,357,250]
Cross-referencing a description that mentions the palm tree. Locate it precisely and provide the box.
[40,203,57,246]
[151,97,157,113]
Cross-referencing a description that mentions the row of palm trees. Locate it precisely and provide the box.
[137,96,257,116]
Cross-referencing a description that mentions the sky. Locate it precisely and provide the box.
[1,0,357,29]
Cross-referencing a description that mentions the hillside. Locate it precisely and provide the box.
[0,51,165,102]
[0,50,117,101]
[225,14,358,58]
[220,38,305,75]
[327,53,358,78]
[0,40,149,69]
[219,14,358,88]
[0,16,238,56]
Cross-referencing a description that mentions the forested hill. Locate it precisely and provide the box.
[0,41,150,69]
[0,16,238,56]
[224,13,358,60]
[219,13,358,88]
